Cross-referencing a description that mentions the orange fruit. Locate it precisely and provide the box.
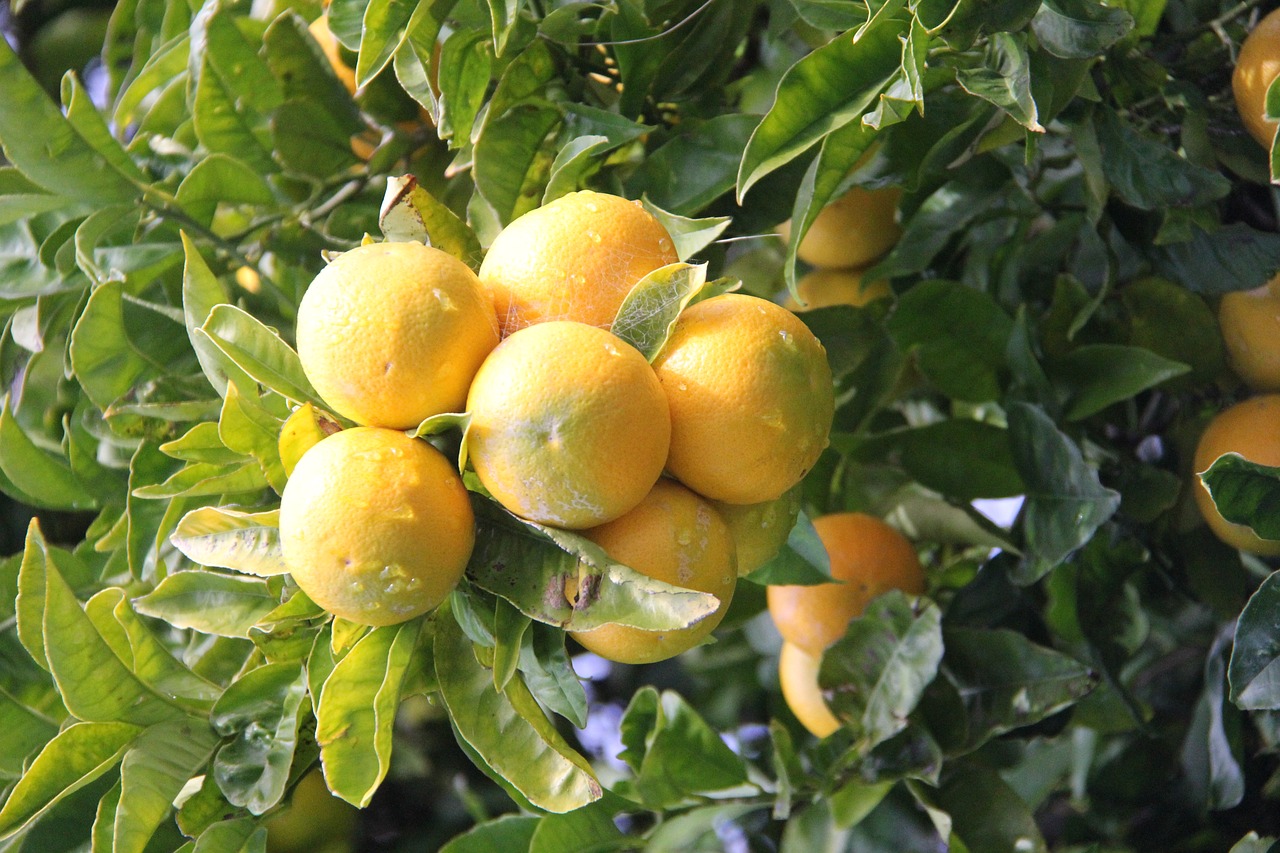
[1218,274,1280,390]
[465,320,670,529]
[1192,394,1280,555]
[266,769,359,853]
[778,641,840,738]
[767,512,925,657]
[1234,7,1280,148]
[478,191,679,335]
[784,267,893,311]
[279,427,474,625]
[776,185,902,270]
[295,241,499,430]
[569,479,737,664]
[653,293,834,505]
[712,487,802,576]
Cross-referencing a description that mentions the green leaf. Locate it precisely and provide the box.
[20,524,183,724]
[923,761,1048,853]
[201,304,320,405]
[639,201,732,263]
[529,799,625,853]
[1007,402,1121,583]
[219,385,287,494]
[542,135,611,204]
[435,602,602,813]
[439,814,540,853]
[113,718,220,853]
[1229,571,1280,710]
[737,17,905,198]
[1096,108,1230,212]
[210,662,307,814]
[1120,275,1224,387]
[181,234,254,398]
[1198,450,1280,537]
[432,30,492,143]
[473,41,561,225]
[612,263,708,361]
[191,54,278,175]
[0,721,142,840]
[819,591,944,750]
[886,279,1013,402]
[379,175,484,268]
[134,571,282,637]
[263,11,361,132]
[941,627,1097,750]
[865,420,1024,500]
[175,155,276,228]
[630,114,756,215]
[1151,223,1280,295]
[169,506,288,578]
[1051,343,1189,420]
[316,620,422,807]
[648,803,764,851]
[70,278,191,411]
[191,818,267,853]
[0,37,141,203]
[1031,0,1134,58]
[1182,628,1245,810]
[466,508,720,632]
[355,0,419,88]
[0,689,59,780]
[0,395,94,511]
[782,121,878,293]
[617,687,749,809]
[84,589,223,710]
[131,460,270,500]
[518,622,588,729]
[954,33,1042,132]
[744,511,833,586]
[493,596,531,692]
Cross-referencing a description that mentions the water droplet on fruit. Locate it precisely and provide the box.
[602,341,619,356]
[658,237,672,252]
[433,288,457,310]
[676,528,693,546]
[677,382,688,392]
[585,201,599,212]
[587,230,602,244]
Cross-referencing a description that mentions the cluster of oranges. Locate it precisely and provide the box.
[776,159,901,312]
[278,190,836,666]
[1190,12,1280,556]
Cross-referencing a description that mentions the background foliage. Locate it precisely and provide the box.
[4,0,1280,848]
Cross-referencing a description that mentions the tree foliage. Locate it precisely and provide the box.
[2,0,1280,848]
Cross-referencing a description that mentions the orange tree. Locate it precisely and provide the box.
[7,0,1280,849]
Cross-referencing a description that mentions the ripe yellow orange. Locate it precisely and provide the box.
[266,769,358,853]
[279,427,474,625]
[1234,7,1280,148]
[653,293,834,505]
[767,512,924,657]
[776,185,902,270]
[465,320,670,529]
[1218,274,1280,390]
[784,268,893,311]
[478,191,679,335]
[1193,394,1280,555]
[778,641,840,738]
[712,487,801,577]
[569,479,737,664]
[295,241,498,430]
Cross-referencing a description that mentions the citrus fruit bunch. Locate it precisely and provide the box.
[768,512,925,737]
[775,153,900,311]
[1233,6,1280,149]
[277,190,836,664]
